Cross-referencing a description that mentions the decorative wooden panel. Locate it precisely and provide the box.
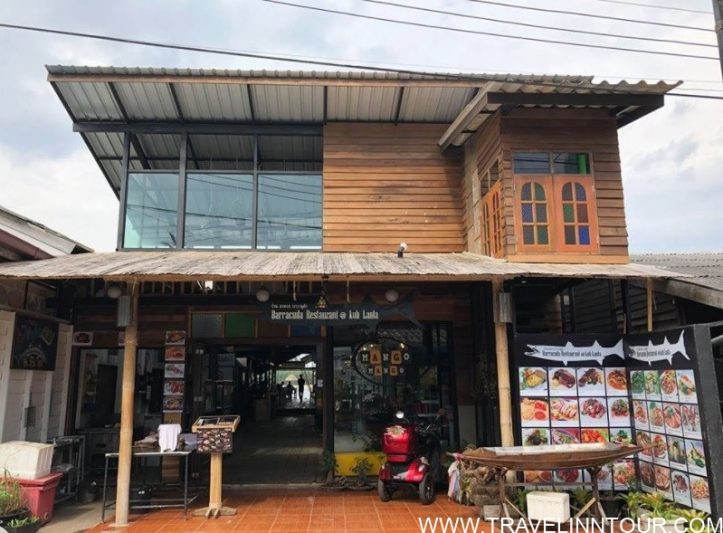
[323,123,465,252]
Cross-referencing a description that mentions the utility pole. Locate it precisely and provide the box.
[714,0,723,79]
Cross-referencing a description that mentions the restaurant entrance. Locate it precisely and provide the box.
[189,341,323,484]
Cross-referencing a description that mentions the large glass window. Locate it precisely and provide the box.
[184,173,254,249]
[519,181,550,246]
[257,174,322,250]
[124,173,179,248]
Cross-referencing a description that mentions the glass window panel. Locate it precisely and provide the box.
[535,204,547,223]
[563,203,575,223]
[520,183,532,201]
[522,225,535,244]
[184,173,254,249]
[513,152,549,174]
[564,225,576,245]
[553,153,590,174]
[533,183,546,201]
[579,226,591,245]
[562,183,573,201]
[192,313,223,338]
[257,174,322,250]
[123,173,178,248]
[577,204,589,223]
[537,226,549,245]
[521,203,533,223]
[575,183,587,201]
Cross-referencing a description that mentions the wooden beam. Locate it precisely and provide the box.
[438,85,498,151]
[487,91,664,108]
[492,279,514,447]
[115,283,139,527]
[73,121,323,136]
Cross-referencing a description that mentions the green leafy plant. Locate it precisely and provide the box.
[6,516,38,528]
[0,476,27,517]
[619,491,646,519]
[513,488,530,515]
[350,457,373,486]
[570,487,592,510]
[320,450,338,485]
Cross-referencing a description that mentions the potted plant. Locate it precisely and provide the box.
[349,457,374,491]
[3,515,40,533]
[0,476,38,533]
[319,450,345,490]
[619,490,646,520]
[635,493,708,533]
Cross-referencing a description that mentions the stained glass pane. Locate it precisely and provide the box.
[553,153,590,174]
[563,203,575,223]
[521,183,532,201]
[523,226,535,244]
[564,225,576,245]
[521,203,533,223]
[534,183,546,201]
[562,183,573,201]
[575,183,586,201]
[579,226,590,245]
[537,226,549,245]
[535,204,547,223]
[577,204,589,223]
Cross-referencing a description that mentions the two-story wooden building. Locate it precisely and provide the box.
[0,67,692,523]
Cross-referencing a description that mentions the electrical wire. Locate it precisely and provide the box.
[462,0,713,32]
[1,21,722,100]
[356,0,716,49]
[262,0,719,61]
[589,0,710,15]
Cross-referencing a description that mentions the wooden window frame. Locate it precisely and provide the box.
[481,179,504,257]
[514,176,553,252]
[553,176,599,253]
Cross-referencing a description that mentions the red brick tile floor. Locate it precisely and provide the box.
[86,488,490,533]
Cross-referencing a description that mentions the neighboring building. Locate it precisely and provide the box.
[5,67,722,520]
[0,205,90,443]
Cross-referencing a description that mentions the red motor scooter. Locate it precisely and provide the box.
[377,410,444,505]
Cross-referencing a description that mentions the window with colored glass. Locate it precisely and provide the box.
[561,182,592,246]
[513,152,550,174]
[520,181,550,246]
[553,153,591,174]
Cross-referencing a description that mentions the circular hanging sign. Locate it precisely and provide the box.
[352,337,411,384]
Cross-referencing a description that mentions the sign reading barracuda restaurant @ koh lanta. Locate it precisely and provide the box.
[261,297,419,327]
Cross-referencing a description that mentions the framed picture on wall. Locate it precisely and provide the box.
[11,315,58,370]
[72,331,93,346]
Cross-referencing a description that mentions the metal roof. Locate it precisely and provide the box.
[632,253,723,309]
[47,66,680,193]
[0,250,682,283]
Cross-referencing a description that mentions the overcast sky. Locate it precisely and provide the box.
[0,0,721,253]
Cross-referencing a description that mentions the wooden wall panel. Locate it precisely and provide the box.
[323,123,465,252]
[499,109,629,261]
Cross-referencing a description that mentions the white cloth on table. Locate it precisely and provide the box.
[158,424,182,452]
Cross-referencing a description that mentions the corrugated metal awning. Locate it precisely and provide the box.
[0,250,683,282]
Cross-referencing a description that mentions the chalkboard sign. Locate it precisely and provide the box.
[11,315,58,370]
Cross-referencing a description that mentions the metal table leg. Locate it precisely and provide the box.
[184,453,189,518]
[101,455,109,523]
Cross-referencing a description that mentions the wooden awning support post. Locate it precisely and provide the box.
[646,278,654,332]
[492,279,514,447]
[115,282,139,527]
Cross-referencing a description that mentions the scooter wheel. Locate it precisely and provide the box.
[419,473,435,505]
[378,479,392,502]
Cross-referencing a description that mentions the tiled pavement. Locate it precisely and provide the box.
[86,488,486,532]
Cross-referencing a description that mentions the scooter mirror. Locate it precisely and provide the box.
[395,410,405,420]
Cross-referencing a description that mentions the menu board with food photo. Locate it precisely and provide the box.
[591,465,613,491]
[581,428,609,444]
[520,398,549,427]
[554,468,582,486]
[690,475,711,513]
[607,398,630,426]
[633,400,649,430]
[652,434,669,466]
[672,471,692,507]
[655,466,673,499]
[662,403,683,437]
[630,370,645,399]
[605,368,628,396]
[660,370,679,402]
[681,404,702,439]
[552,428,580,445]
[550,398,579,427]
[685,440,706,476]
[163,380,185,396]
[164,346,186,362]
[648,401,665,433]
[522,428,549,446]
[677,370,697,404]
[577,367,606,396]
[580,397,608,427]
[667,436,687,470]
[548,367,577,393]
[162,396,183,412]
[524,470,553,485]
[165,330,187,346]
[610,427,633,446]
[613,460,636,491]
[644,370,662,400]
[164,363,185,379]
[636,431,654,461]
[519,367,548,396]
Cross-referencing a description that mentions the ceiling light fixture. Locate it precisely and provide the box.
[256,286,271,303]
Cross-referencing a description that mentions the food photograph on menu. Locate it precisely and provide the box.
[672,471,692,507]
[676,370,697,403]
[550,398,579,427]
[164,363,185,378]
[522,428,549,446]
[580,397,608,427]
[605,368,628,396]
[164,346,186,361]
[520,397,549,427]
[630,370,645,399]
[577,367,605,396]
[519,367,548,396]
[549,367,577,392]
[644,370,661,400]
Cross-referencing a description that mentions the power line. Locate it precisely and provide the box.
[462,0,713,32]
[356,0,716,49]
[589,0,710,15]
[263,0,719,61]
[1,21,722,100]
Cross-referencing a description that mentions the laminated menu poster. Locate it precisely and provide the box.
[514,326,722,516]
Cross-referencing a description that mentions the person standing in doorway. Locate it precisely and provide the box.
[297,375,306,402]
